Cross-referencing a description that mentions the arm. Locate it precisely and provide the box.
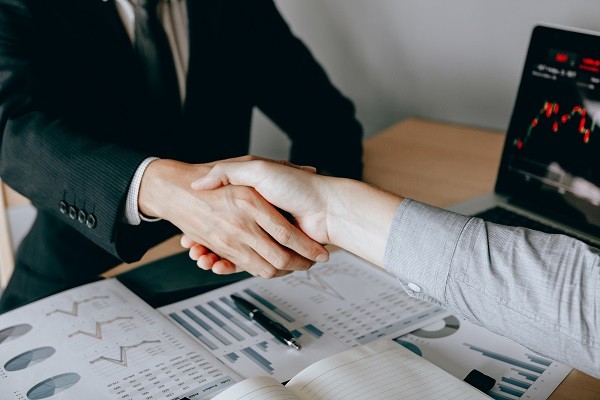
[0,0,151,260]
[386,200,600,378]
[249,0,363,179]
[191,160,600,378]
[0,1,326,275]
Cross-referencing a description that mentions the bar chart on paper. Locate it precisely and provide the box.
[393,316,571,400]
[160,250,448,381]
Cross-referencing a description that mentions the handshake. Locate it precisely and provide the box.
[138,156,403,277]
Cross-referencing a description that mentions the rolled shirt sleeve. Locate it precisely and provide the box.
[384,199,600,378]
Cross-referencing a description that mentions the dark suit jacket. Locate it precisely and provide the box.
[0,0,363,308]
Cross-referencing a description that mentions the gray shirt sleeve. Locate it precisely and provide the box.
[384,199,600,378]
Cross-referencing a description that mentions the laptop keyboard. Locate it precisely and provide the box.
[473,206,599,249]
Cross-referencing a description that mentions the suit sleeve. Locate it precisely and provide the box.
[0,0,156,262]
[250,0,363,180]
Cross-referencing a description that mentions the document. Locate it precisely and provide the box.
[0,279,240,399]
[212,339,489,400]
[0,250,571,399]
[0,251,446,398]
[158,251,448,382]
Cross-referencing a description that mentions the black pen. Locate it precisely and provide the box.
[231,294,301,350]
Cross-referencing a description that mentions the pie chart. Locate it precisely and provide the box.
[4,347,56,371]
[26,373,81,399]
[411,315,460,339]
[0,324,33,345]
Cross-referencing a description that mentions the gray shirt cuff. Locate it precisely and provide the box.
[383,199,470,306]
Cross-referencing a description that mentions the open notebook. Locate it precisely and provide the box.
[213,340,488,400]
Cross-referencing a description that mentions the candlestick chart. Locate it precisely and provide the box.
[514,100,595,150]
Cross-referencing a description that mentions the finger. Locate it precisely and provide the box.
[191,163,234,190]
[202,155,257,168]
[211,259,238,275]
[189,244,210,260]
[180,234,196,248]
[254,196,329,264]
[249,225,317,272]
[232,246,293,279]
[197,253,220,270]
[192,160,316,191]
[191,161,272,190]
[300,165,317,173]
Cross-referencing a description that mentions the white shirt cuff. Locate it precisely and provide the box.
[124,157,161,225]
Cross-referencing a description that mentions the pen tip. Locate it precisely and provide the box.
[291,340,301,351]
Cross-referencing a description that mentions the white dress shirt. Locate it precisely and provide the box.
[115,0,188,225]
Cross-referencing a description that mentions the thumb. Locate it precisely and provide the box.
[191,160,316,191]
[191,161,263,190]
[191,165,231,190]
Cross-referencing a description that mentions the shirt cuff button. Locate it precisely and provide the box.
[407,282,421,293]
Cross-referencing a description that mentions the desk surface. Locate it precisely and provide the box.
[107,117,599,400]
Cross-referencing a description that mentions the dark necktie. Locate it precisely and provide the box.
[132,0,181,119]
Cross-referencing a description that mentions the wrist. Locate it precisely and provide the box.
[325,178,404,265]
[138,159,209,220]
[324,177,356,247]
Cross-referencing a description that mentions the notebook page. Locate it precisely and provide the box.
[212,376,302,400]
[286,340,488,400]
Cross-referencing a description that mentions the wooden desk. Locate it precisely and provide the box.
[108,117,599,399]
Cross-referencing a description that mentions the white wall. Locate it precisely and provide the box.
[250,0,600,159]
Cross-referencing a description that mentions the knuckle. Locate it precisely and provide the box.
[260,266,278,279]
[228,220,247,235]
[272,251,292,270]
[233,190,256,209]
[307,246,322,261]
[274,225,292,245]
[211,231,233,249]
[211,163,225,175]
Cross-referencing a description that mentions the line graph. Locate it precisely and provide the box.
[285,269,346,300]
[89,340,161,367]
[68,316,134,339]
[515,100,595,149]
[46,296,109,317]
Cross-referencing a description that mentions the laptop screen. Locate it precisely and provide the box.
[496,25,600,234]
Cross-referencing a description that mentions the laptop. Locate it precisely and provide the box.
[448,24,600,248]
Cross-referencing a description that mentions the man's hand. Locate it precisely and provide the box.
[190,159,333,242]
[188,159,403,268]
[138,158,329,278]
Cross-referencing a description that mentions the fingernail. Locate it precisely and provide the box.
[190,179,203,189]
[315,253,328,263]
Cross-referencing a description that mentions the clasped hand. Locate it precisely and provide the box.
[139,156,331,278]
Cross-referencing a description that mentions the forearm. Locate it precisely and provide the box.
[326,177,403,266]
[0,0,154,261]
[0,112,150,257]
[384,200,600,377]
